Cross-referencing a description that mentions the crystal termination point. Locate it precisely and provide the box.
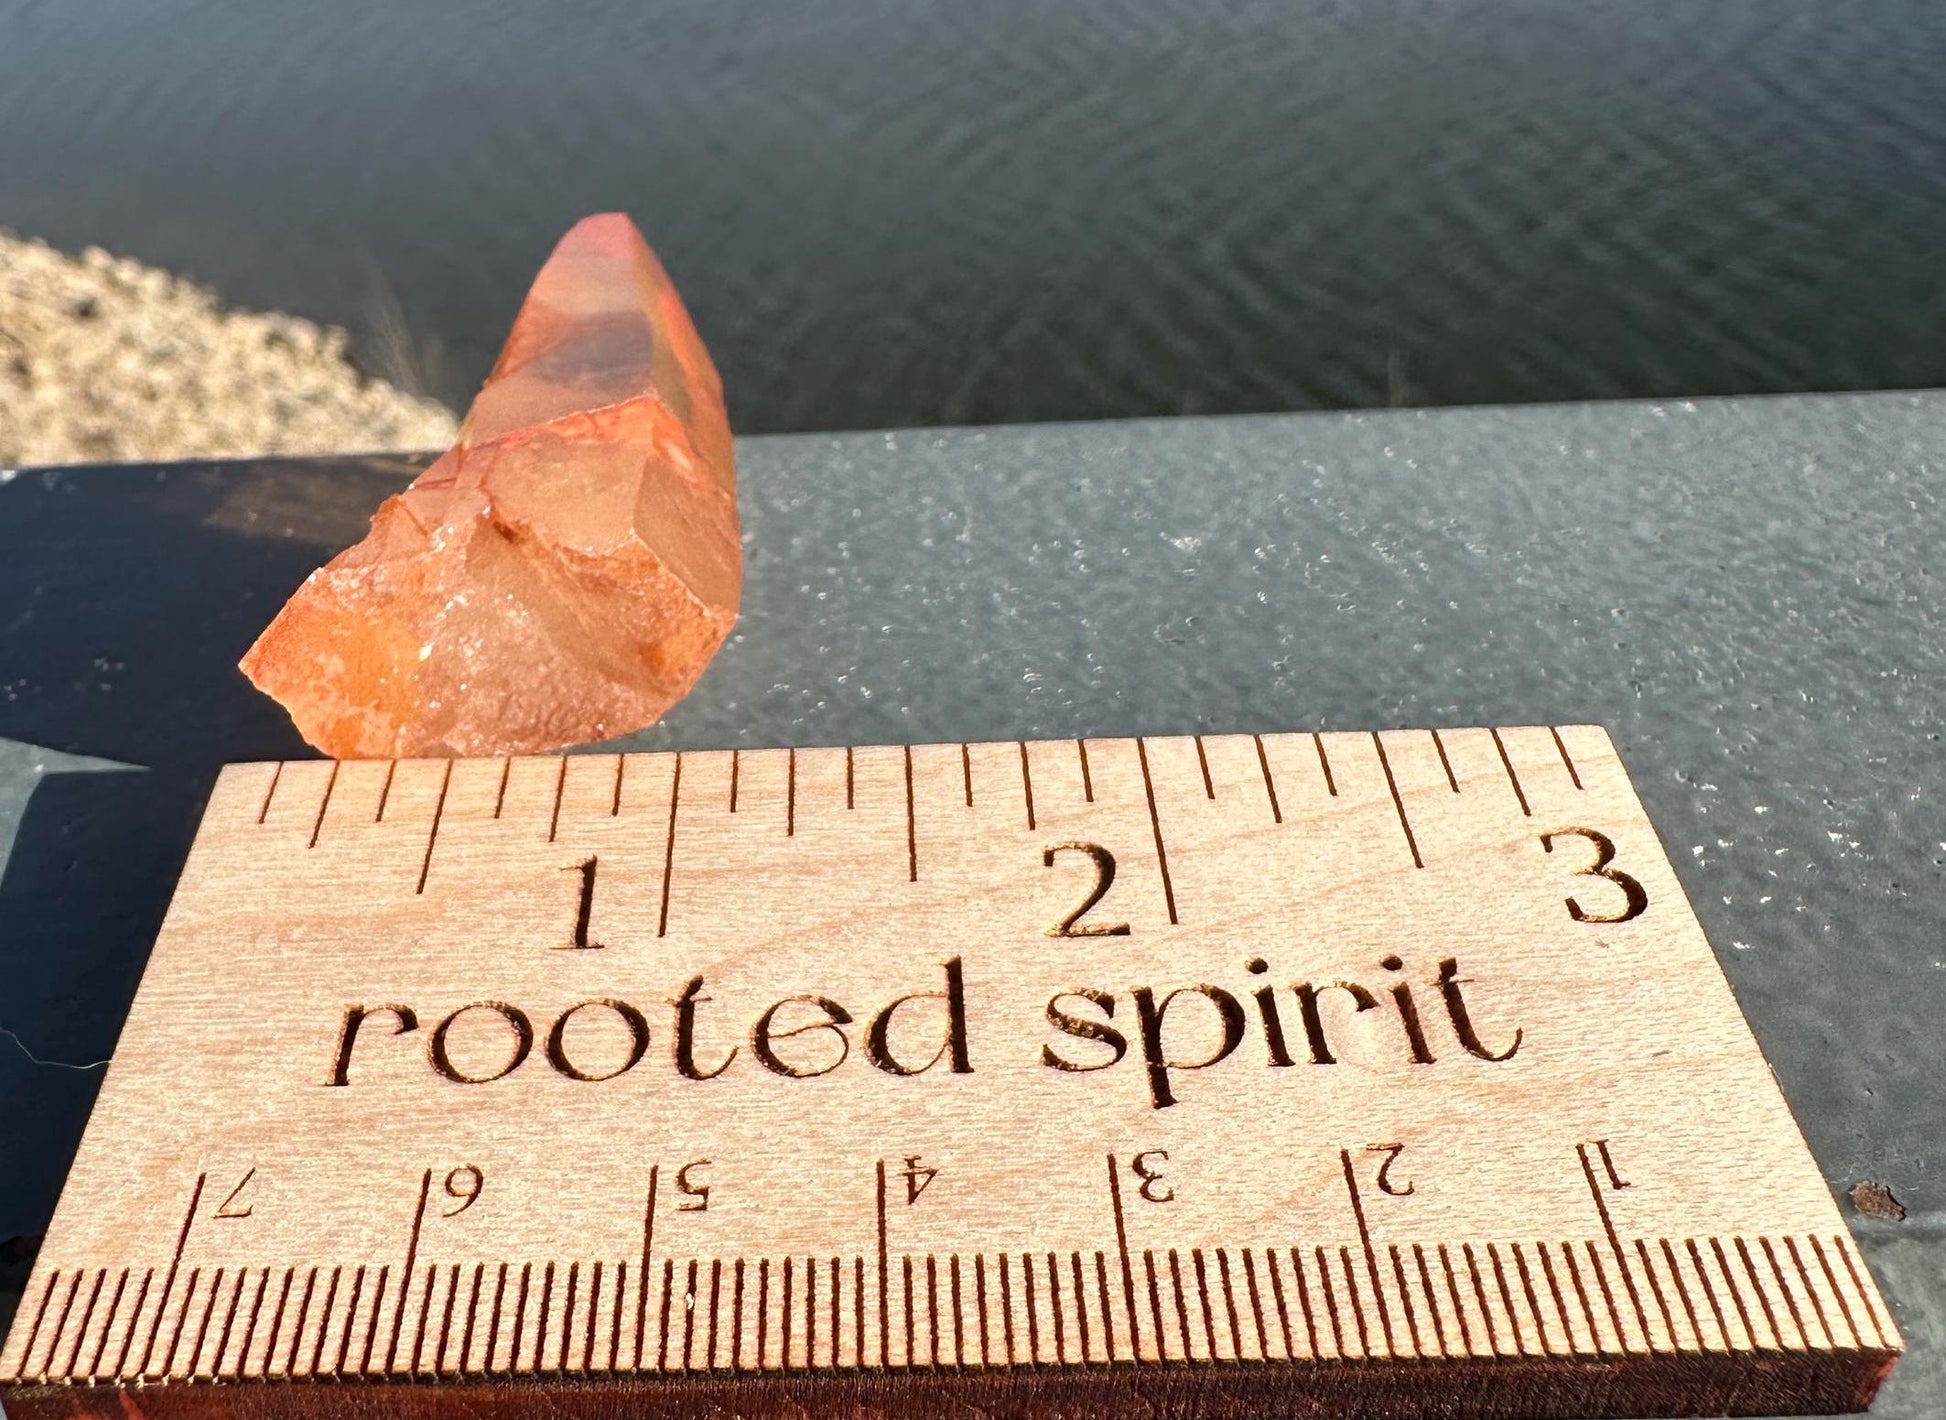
[241,214,740,758]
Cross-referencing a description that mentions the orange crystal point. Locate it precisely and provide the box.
[240,214,740,758]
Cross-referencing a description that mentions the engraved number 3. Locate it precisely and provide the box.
[1540,827,1648,925]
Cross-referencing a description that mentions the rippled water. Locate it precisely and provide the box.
[3,0,1944,432]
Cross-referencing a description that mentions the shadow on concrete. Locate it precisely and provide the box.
[0,455,419,1316]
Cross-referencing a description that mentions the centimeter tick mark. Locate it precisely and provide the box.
[608,1261,626,1371]
[307,1266,341,1375]
[136,1174,204,1377]
[360,1260,389,1369]
[160,1265,198,1376]
[44,1229,1897,1381]
[1578,1143,1650,1342]
[260,1269,290,1377]
[385,1171,432,1373]
[1019,743,1036,831]
[216,1260,247,1369]
[1532,1245,1568,1354]
[1836,1237,1887,1346]
[1339,1150,1396,1353]
[88,1268,130,1378]
[42,1271,81,1382]
[633,1168,658,1370]
[1106,1156,1141,1359]
[458,1264,482,1373]
[875,1161,890,1367]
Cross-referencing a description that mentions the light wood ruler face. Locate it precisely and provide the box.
[0,727,1899,1420]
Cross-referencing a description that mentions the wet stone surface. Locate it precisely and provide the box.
[0,390,1940,1415]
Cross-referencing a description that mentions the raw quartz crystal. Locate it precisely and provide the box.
[241,214,739,758]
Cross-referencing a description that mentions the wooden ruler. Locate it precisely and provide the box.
[0,727,1900,1420]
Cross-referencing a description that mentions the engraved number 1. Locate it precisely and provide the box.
[560,856,603,949]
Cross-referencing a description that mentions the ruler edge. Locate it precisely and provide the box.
[0,1339,1905,1420]
[1,724,1906,1401]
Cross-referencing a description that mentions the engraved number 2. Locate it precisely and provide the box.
[1540,827,1647,925]
[1043,842,1131,937]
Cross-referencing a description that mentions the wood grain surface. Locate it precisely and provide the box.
[0,728,1899,1418]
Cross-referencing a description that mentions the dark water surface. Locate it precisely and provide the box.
[4,0,1945,431]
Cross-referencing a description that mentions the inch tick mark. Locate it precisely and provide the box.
[1429,730,1459,792]
[658,756,683,938]
[1136,739,1179,924]
[1550,728,1584,790]
[547,755,568,842]
[1491,729,1530,816]
[307,762,340,849]
[1253,735,1282,822]
[1372,733,1422,869]
[414,762,453,895]
[1314,735,1338,796]
[904,746,918,882]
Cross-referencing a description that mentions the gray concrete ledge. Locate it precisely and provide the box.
[1,390,1940,1416]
